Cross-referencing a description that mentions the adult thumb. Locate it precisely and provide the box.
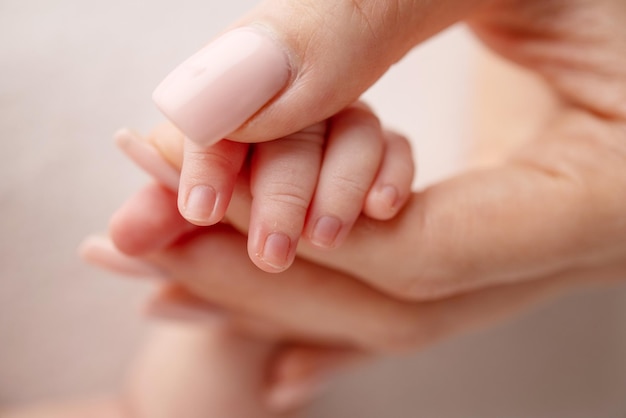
[153,0,485,146]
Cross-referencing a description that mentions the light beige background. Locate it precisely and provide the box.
[1,0,626,417]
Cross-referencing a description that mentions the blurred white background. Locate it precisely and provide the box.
[1,0,626,416]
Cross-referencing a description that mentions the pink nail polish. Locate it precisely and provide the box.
[79,235,168,281]
[114,129,180,191]
[153,27,291,147]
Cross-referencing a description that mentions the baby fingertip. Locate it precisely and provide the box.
[179,184,219,226]
[364,184,402,220]
[308,215,343,249]
[253,232,294,273]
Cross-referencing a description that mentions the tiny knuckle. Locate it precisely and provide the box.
[186,148,240,173]
[263,186,310,212]
[356,118,384,144]
[333,173,369,197]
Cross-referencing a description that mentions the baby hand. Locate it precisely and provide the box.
[114,103,414,272]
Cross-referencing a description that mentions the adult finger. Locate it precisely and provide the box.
[141,223,624,351]
[147,225,418,350]
[153,0,489,147]
[81,231,625,353]
[144,283,288,341]
[152,0,488,222]
[294,111,626,299]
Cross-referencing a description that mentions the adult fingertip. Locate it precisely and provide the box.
[153,27,291,147]
[364,184,402,220]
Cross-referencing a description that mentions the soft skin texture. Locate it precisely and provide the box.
[2,325,300,418]
[151,0,626,296]
[13,0,626,416]
[162,0,488,225]
[112,103,414,273]
[114,0,626,345]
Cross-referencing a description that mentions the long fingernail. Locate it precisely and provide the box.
[266,378,329,412]
[114,129,180,191]
[259,232,291,271]
[79,235,168,281]
[153,27,291,147]
[180,184,218,225]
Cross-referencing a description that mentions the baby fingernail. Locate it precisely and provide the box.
[310,216,342,248]
[79,235,167,281]
[153,27,290,147]
[379,185,399,210]
[180,184,217,225]
[114,128,180,191]
[259,232,291,271]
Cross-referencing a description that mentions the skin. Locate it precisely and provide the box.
[6,104,412,418]
[112,0,626,346]
[8,0,626,416]
[147,104,414,273]
[2,325,297,418]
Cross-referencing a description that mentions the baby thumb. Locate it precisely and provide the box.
[152,0,485,146]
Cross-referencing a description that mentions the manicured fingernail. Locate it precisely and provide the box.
[180,184,217,225]
[259,232,291,271]
[114,128,180,191]
[379,185,399,209]
[79,235,168,280]
[153,27,291,147]
[145,299,227,326]
[266,379,328,412]
[310,216,342,248]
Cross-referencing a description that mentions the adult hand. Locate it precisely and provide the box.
[151,0,485,224]
[222,0,626,300]
[151,0,626,232]
[105,0,626,350]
